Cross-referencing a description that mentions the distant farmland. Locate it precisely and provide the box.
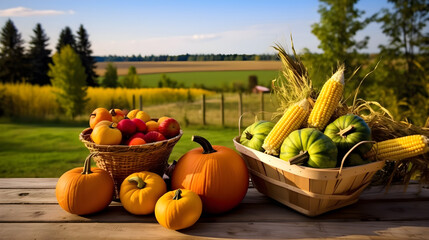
[95,61,281,75]
[96,61,282,88]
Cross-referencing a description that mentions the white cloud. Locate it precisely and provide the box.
[91,23,319,56]
[0,6,75,17]
[191,34,219,41]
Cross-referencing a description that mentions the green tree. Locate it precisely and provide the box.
[158,74,184,88]
[372,0,429,125]
[76,24,98,86]
[121,66,140,88]
[312,0,370,65]
[0,19,27,83]
[101,62,118,88]
[48,45,88,119]
[27,23,52,85]
[56,27,75,53]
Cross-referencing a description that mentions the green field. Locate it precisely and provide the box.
[116,70,279,88]
[0,121,240,178]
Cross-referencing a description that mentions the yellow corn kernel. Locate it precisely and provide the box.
[262,99,310,155]
[308,66,345,130]
[365,135,429,161]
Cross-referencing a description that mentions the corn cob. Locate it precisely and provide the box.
[365,135,429,161]
[262,98,310,155]
[308,66,345,130]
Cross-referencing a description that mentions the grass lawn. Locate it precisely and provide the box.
[0,121,240,178]
[116,70,279,88]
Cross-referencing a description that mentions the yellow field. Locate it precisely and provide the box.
[95,61,281,76]
[0,83,214,120]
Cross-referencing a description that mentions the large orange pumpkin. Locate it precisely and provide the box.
[56,154,114,215]
[171,136,249,214]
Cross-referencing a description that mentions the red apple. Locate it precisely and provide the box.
[131,118,147,133]
[158,118,180,138]
[143,131,166,143]
[125,132,145,145]
[117,118,137,135]
[128,137,146,146]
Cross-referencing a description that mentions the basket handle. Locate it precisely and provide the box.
[337,140,376,177]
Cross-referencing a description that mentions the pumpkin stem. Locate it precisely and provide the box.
[173,189,182,200]
[128,176,147,189]
[289,151,309,165]
[337,125,356,138]
[192,135,217,154]
[245,131,253,140]
[109,109,116,116]
[81,154,93,175]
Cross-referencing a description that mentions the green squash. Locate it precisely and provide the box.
[280,128,337,168]
[324,114,372,162]
[240,121,274,152]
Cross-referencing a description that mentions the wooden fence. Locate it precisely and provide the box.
[131,92,278,128]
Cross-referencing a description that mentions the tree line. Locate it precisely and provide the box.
[0,20,98,86]
[95,53,277,62]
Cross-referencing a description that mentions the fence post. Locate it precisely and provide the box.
[139,95,143,110]
[220,93,225,127]
[260,92,264,120]
[238,92,243,128]
[202,94,206,125]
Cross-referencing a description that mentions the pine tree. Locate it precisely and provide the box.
[28,23,51,85]
[0,19,27,83]
[101,62,118,88]
[48,45,88,119]
[76,24,98,86]
[56,26,75,53]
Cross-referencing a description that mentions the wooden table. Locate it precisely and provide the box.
[0,178,428,240]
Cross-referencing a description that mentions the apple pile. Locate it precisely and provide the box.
[88,108,181,146]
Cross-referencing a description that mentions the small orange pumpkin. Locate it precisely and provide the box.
[89,108,112,129]
[120,171,167,215]
[171,136,249,214]
[56,154,114,215]
[155,189,202,230]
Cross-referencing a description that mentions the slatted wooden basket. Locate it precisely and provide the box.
[80,128,183,199]
[233,136,385,216]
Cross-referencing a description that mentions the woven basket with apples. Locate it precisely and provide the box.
[79,108,182,198]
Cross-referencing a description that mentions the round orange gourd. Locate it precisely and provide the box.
[120,171,167,215]
[56,154,114,215]
[109,109,125,123]
[171,136,249,214]
[155,189,202,230]
[89,107,112,129]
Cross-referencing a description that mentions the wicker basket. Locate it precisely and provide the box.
[233,136,386,216]
[79,128,183,199]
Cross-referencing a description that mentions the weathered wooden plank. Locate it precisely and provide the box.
[0,185,428,206]
[0,189,58,204]
[0,221,428,240]
[0,188,268,204]
[1,198,428,223]
[0,178,58,189]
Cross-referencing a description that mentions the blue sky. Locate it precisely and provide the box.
[0,0,391,56]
